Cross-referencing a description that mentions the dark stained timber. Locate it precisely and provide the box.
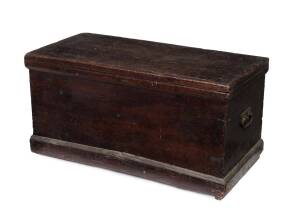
[25,33,269,199]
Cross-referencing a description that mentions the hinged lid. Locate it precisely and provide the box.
[25,33,269,97]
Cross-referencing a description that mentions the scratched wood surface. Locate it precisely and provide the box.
[25,33,268,198]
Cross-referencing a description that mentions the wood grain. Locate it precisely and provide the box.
[25,33,269,198]
[30,135,263,199]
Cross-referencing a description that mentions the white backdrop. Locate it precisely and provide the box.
[0,1,299,219]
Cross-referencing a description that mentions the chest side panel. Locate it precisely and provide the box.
[30,70,227,177]
[224,75,265,175]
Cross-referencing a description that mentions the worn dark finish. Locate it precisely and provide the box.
[25,33,269,199]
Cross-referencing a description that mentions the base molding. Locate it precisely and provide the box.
[30,135,263,199]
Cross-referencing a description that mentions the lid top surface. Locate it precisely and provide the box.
[26,33,268,93]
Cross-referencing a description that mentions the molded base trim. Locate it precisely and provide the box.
[30,135,263,199]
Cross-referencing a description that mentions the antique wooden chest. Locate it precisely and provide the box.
[25,33,269,199]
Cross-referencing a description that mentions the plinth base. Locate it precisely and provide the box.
[30,135,263,199]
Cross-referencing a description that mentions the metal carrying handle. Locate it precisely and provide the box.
[240,107,253,129]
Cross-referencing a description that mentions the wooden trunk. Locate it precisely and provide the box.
[25,33,269,199]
